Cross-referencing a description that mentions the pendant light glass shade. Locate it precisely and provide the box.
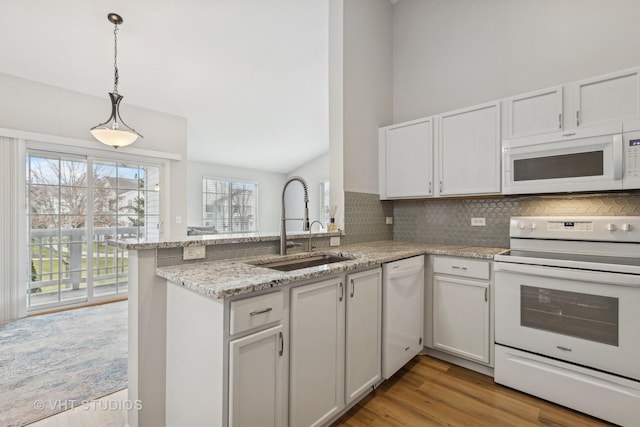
[91,13,142,148]
[91,92,140,148]
[90,128,139,148]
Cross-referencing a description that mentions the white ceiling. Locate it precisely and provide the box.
[0,0,329,174]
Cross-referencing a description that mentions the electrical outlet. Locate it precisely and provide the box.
[471,217,486,227]
[330,236,340,247]
[183,245,206,260]
[175,215,182,224]
[386,216,394,225]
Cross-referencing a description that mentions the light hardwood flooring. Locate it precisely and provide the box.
[27,356,613,427]
[333,356,613,427]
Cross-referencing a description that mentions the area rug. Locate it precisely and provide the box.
[0,301,128,426]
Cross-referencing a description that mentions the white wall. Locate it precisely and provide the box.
[342,0,394,194]
[0,72,189,238]
[393,0,640,122]
[186,160,286,233]
[329,0,346,229]
[285,152,330,231]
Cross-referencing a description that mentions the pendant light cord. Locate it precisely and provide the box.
[113,23,119,95]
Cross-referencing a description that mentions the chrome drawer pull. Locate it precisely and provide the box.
[451,266,467,270]
[249,307,273,316]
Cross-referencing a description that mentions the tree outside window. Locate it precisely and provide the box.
[202,177,258,233]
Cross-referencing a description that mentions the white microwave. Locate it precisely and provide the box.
[502,122,640,194]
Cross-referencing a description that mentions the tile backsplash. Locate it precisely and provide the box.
[393,191,640,248]
[157,190,640,267]
[343,191,394,245]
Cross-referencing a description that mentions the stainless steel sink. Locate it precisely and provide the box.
[253,254,354,272]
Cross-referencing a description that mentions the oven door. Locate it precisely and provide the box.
[494,261,640,380]
[502,123,623,194]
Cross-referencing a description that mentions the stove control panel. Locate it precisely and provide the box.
[546,221,593,232]
[510,216,640,242]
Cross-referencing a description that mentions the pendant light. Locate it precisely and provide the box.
[90,13,142,148]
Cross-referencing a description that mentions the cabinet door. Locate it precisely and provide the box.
[506,86,563,138]
[345,268,382,404]
[433,275,489,364]
[438,101,501,196]
[229,325,286,427]
[384,118,433,198]
[572,67,640,128]
[290,278,345,427]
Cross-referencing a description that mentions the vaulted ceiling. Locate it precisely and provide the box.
[1,0,329,173]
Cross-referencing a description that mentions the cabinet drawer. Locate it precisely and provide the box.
[433,256,490,280]
[230,291,284,335]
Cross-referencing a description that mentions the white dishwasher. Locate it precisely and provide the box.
[382,255,425,379]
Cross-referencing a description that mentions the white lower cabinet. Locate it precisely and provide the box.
[430,256,492,365]
[290,268,382,427]
[166,285,287,427]
[345,268,382,404]
[229,325,286,427]
[290,277,345,427]
[166,267,383,427]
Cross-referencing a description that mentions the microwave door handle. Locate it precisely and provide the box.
[613,134,623,180]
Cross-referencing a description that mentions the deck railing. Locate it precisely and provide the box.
[28,227,138,304]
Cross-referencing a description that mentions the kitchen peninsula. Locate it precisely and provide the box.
[114,234,505,427]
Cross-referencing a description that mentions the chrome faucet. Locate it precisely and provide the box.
[308,220,324,252]
[280,176,310,255]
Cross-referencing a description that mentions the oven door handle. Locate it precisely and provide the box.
[493,262,640,288]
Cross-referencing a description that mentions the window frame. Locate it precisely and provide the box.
[202,176,259,233]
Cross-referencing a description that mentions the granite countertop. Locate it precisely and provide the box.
[111,230,343,250]
[156,240,507,300]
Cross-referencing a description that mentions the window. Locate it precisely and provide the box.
[26,150,162,311]
[203,177,258,233]
[320,181,331,226]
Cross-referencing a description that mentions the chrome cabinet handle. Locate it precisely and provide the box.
[278,332,284,356]
[428,181,432,194]
[350,279,355,298]
[558,113,562,129]
[451,266,467,270]
[562,132,576,137]
[484,288,488,302]
[576,110,580,127]
[249,307,272,316]
[339,282,344,301]
[439,181,443,193]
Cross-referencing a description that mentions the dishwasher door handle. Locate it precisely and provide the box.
[387,264,423,280]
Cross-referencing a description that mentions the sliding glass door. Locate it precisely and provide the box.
[26,151,161,311]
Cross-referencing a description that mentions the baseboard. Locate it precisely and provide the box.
[421,347,494,377]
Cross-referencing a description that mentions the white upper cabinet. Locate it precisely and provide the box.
[437,101,501,196]
[379,65,640,199]
[570,67,640,129]
[379,118,433,199]
[505,68,640,139]
[505,86,563,138]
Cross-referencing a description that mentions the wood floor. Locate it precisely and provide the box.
[27,356,613,427]
[333,356,614,427]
